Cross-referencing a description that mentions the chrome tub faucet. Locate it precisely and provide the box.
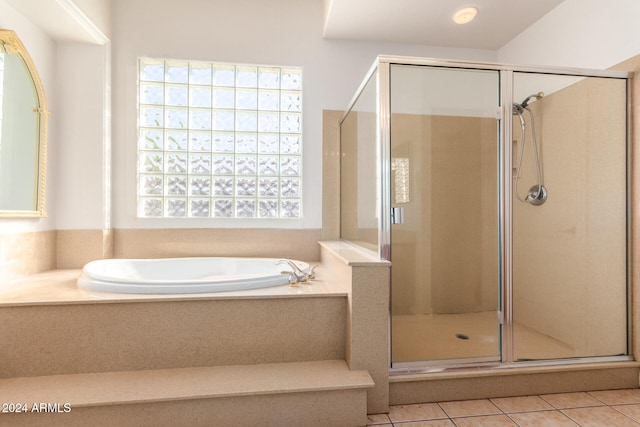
[276,259,317,285]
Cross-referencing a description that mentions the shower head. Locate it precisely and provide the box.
[512,103,524,115]
[520,92,544,109]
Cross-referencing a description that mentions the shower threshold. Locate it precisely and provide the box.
[390,355,636,376]
[391,311,632,373]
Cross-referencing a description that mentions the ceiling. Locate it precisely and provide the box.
[323,0,566,49]
[6,0,109,44]
[7,0,566,50]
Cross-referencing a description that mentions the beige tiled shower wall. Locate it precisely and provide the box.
[322,110,343,242]
[340,110,379,251]
[612,54,640,361]
[512,75,628,358]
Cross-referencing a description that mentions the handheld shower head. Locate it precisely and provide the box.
[520,92,544,109]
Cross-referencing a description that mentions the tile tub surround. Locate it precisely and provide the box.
[56,229,113,269]
[0,250,376,426]
[112,228,322,263]
[0,267,348,305]
[2,227,324,281]
[0,269,349,378]
[0,230,56,283]
[319,240,391,415]
[1,296,348,378]
[0,242,389,412]
[47,228,323,270]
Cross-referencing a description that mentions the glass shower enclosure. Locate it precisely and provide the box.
[340,56,631,370]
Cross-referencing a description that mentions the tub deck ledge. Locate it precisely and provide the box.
[0,264,347,307]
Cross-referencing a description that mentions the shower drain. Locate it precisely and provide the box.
[455,333,470,340]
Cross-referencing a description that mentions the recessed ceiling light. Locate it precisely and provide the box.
[453,7,478,25]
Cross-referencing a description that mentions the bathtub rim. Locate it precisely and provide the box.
[77,257,310,294]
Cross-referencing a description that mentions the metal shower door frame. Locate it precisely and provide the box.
[371,56,633,373]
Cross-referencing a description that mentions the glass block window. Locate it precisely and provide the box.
[137,58,302,218]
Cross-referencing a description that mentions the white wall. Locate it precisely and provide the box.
[111,0,495,229]
[498,0,640,69]
[0,0,57,233]
[18,0,640,233]
[55,41,110,230]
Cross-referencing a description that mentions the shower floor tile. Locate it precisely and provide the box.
[392,311,575,362]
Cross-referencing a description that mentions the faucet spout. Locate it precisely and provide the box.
[276,259,316,284]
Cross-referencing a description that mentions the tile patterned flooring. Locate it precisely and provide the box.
[368,389,640,426]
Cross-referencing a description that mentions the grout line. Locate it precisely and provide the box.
[585,391,609,405]
[379,389,640,427]
[609,404,640,424]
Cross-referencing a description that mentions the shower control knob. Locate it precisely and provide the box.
[526,185,548,206]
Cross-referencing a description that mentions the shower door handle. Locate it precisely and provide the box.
[391,207,404,225]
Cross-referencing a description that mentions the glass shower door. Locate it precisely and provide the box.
[389,65,502,365]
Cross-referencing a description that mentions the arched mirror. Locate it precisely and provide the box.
[0,29,48,217]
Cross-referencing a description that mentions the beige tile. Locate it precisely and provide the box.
[0,388,367,427]
[0,230,56,283]
[0,360,371,407]
[562,406,640,426]
[113,228,322,262]
[507,410,579,426]
[396,421,455,427]
[0,297,346,378]
[490,395,554,413]
[615,405,640,423]
[56,229,111,269]
[0,266,347,305]
[388,403,448,422]
[451,414,517,426]
[589,389,640,405]
[438,399,501,418]
[367,413,391,425]
[348,261,391,414]
[540,391,604,409]
[321,110,342,241]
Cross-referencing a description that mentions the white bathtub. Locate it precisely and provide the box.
[77,257,310,294]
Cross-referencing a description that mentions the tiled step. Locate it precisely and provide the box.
[0,294,346,378]
[0,360,374,427]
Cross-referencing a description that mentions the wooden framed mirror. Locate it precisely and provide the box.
[0,29,48,218]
